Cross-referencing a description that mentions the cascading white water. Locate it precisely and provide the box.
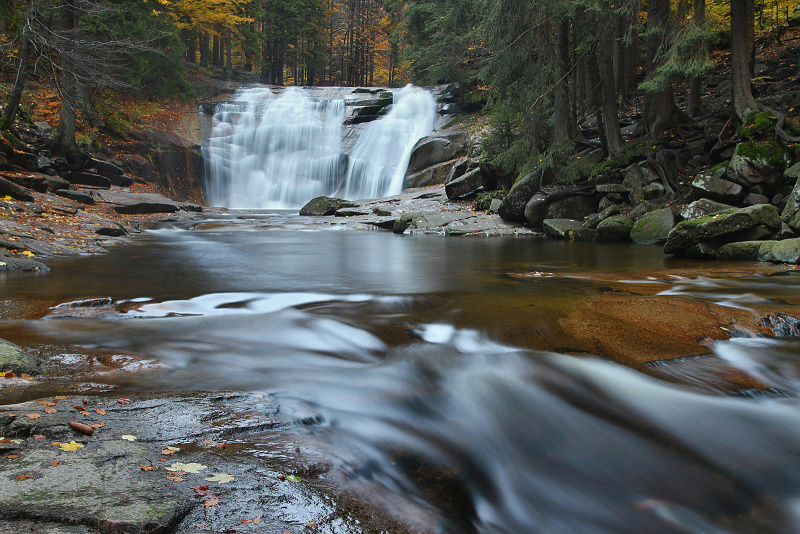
[340,85,436,200]
[203,84,436,209]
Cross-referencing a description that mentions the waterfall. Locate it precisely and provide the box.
[203,85,436,209]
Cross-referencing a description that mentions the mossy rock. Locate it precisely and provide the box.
[596,215,634,242]
[630,208,674,245]
[717,241,766,261]
[0,338,40,375]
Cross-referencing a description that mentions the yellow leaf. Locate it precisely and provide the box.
[166,462,207,474]
[121,435,137,441]
[20,251,34,257]
[205,472,234,484]
[59,441,84,451]
[165,445,180,452]
[2,196,11,201]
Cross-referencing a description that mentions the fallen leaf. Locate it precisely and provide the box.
[277,475,286,480]
[253,393,263,399]
[195,524,207,528]
[190,485,219,499]
[40,401,57,406]
[68,421,94,436]
[50,461,60,466]
[26,413,41,419]
[165,445,180,452]
[4,371,15,378]
[166,462,207,474]
[121,435,137,441]
[241,519,252,523]
[95,408,107,415]
[58,441,84,451]
[117,398,132,405]
[20,373,32,380]
[71,405,84,410]
[203,440,227,449]
[54,396,70,400]
[306,522,317,528]
[79,411,91,416]
[166,475,185,482]
[7,413,15,417]
[7,455,18,459]
[203,498,219,508]
[32,434,46,440]
[286,475,302,482]
[205,472,235,484]
[44,407,57,414]
[9,439,23,444]
[253,518,261,524]
[161,448,176,456]
[90,422,106,429]
[15,474,33,480]
[140,465,154,471]
[20,250,34,257]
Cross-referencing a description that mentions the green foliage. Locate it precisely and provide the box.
[475,189,507,211]
[639,22,713,93]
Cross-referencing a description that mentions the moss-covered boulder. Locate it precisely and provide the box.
[630,208,674,245]
[596,215,634,242]
[761,238,800,264]
[717,241,765,261]
[543,219,582,240]
[727,141,786,188]
[0,338,40,375]
[680,198,734,221]
[663,204,781,255]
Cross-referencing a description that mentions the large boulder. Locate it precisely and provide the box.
[299,196,356,216]
[406,136,464,175]
[781,178,800,234]
[445,168,482,199]
[544,194,599,221]
[717,241,765,261]
[596,215,634,242]
[0,176,34,202]
[680,198,734,221]
[97,190,180,214]
[727,141,786,189]
[524,193,548,228]
[690,173,743,204]
[63,171,111,189]
[761,237,800,264]
[498,172,541,222]
[664,204,781,255]
[630,208,674,245]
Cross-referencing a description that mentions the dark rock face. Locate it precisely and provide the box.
[664,204,781,255]
[406,135,465,175]
[0,176,34,202]
[97,191,180,214]
[498,172,542,222]
[543,218,582,239]
[545,195,599,221]
[299,196,357,216]
[524,194,548,228]
[691,174,743,204]
[680,198,734,221]
[1,172,48,193]
[63,172,111,189]
[55,189,95,205]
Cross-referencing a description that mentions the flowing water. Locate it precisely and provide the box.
[203,85,436,208]
[3,217,800,533]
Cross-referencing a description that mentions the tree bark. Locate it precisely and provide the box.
[552,17,572,146]
[688,0,705,117]
[731,0,756,120]
[0,0,32,130]
[57,0,78,155]
[596,41,623,158]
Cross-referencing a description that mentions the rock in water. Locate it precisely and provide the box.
[299,196,357,216]
[0,338,40,375]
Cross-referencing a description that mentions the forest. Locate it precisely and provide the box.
[0,0,799,174]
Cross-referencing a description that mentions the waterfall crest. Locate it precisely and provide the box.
[203,85,436,209]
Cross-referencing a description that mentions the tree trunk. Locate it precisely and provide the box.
[0,0,32,130]
[226,28,232,70]
[688,0,705,117]
[644,0,687,136]
[596,41,623,158]
[57,0,78,155]
[731,0,756,120]
[212,34,220,66]
[552,17,572,146]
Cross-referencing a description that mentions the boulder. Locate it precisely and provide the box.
[680,198,734,221]
[583,204,621,229]
[596,215,634,242]
[299,196,356,216]
[404,159,459,189]
[691,174,743,204]
[0,172,48,193]
[55,189,94,205]
[90,158,125,180]
[42,175,71,191]
[781,178,800,233]
[94,225,127,237]
[393,212,422,234]
[523,193,548,228]
[571,227,598,241]
[762,238,800,264]
[97,190,179,214]
[0,338,40,375]
[785,161,800,182]
[498,172,542,222]
[407,137,463,175]
[727,142,785,189]
[543,219,583,240]
[744,193,770,206]
[0,176,34,202]
[445,168,483,199]
[757,241,780,262]
[544,194,599,221]
[664,204,781,255]
[717,241,764,261]
[630,208,674,245]
[9,150,39,171]
[63,171,111,189]
[643,183,666,200]
[479,161,515,191]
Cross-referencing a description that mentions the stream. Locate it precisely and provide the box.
[3,213,800,533]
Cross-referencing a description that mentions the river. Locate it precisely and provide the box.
[3,212,800,533]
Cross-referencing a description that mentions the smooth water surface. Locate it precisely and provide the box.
[3,217,800,534]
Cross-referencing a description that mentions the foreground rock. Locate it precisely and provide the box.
[0,392,419,534]
[0,338,40,375]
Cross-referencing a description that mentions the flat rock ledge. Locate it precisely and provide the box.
[0,392,417,534]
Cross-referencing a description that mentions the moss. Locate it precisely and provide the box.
[475,189,507,211]
[678,209,737,228]
[708,161,728,174]
[736,140,785,166]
